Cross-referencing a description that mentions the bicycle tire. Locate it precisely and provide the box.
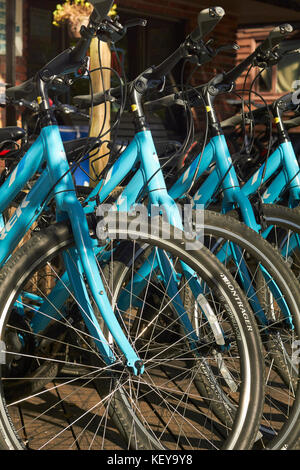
[209,205,300,450]
[197,210,300,449]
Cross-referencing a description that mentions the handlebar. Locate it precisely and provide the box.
[6,1,114,108]
[220,92,299,128]
[282,115,300,130]
[73,85,122,108]
[220,113,249,128]
[131,22,293,108]
[142,88,299,126]
[149,6,225,81]
[189,7,225,42]
[220,109,300,131]
[140,23,293,107]
[220,107,270,128]
[6,74,71,103]
[259,23,293,53]
[148,44,189,81]
[222,23,293,85]
[144,93,185,111]
[74,86,183,110]
[7,4,147,109]
[96,16,147,43]
[39,1,114,79]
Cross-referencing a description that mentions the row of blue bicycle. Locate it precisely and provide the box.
[0,0,300,450]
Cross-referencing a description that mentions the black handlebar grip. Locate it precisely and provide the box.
[283,115,300,130]
[144,94,185,111]
[73,92,106,108]
[259,24,293,53]
[90,0,114,24]
[221,105,272,128]
[190,7,225,42]
[73,86,122,108]
[220,114,244,128]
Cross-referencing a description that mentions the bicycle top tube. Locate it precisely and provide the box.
[241,94,300,207]
[164,83,262,232]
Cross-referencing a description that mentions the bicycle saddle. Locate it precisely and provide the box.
[0,127,26,143]
[6,78,36,102]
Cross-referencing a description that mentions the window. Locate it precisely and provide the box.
[28,2,62,76]
[0,0,23,56]
[109,11,186,138]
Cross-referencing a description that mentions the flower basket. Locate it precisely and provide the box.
[53,1,117,38]
[67,15,90,38]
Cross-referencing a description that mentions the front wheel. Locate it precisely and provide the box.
[0,217,264,450]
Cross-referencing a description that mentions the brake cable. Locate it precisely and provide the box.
[247,75,274,196]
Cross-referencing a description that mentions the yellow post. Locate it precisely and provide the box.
[89,38,111,184]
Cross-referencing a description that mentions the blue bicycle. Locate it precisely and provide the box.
[219,92,300,277]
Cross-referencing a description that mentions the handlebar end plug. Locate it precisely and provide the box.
[210,7,225,18]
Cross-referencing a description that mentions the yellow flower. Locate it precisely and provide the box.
[52,0,94,26]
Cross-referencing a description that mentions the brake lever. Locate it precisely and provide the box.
[215,43,240,54]
[123,18,147,30]
[186,39,216,64]
[96,16,123,42]
[4,97,38,111]
[97,16,147,43]
[191,41,239,66]
[57,104,79,115]
[283,48,300,56]
[253,48,281,68]
[254,47,300,69]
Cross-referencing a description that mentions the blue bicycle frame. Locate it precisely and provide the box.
[241,140,300,208]
[0,124,150,372]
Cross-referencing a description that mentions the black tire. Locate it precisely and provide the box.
[257,203,300,449]
[0,217,264,450]
[211,207,300,449]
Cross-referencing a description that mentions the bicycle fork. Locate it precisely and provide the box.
[42,125,144,375]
